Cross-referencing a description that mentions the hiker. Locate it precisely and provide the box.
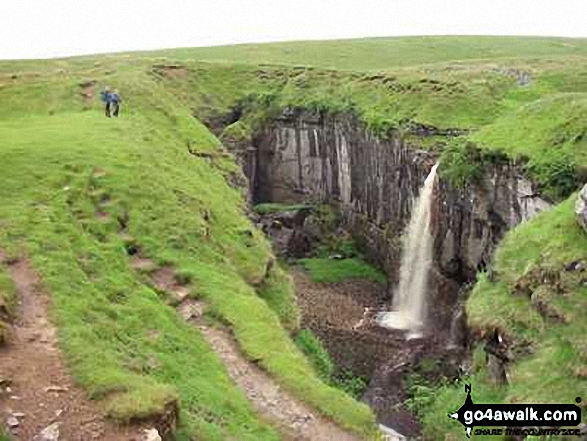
[99,88,122,117]
[100,87,112,117]
[110,90,122,117]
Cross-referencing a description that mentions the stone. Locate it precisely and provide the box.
[6,415,19,428]
[33,422,60,441]
[565,260,581,271]
[576,183,587,232]
[379,424,407,441]
[44,385,68,393]
[142,428,162,441]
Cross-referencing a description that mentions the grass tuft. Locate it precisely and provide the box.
[299,257,387,284]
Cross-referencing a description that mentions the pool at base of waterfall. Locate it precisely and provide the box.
[375,311,424,340]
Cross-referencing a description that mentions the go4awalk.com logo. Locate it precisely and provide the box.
[448,384,583,438]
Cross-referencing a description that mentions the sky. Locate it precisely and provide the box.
[0,0,585,59]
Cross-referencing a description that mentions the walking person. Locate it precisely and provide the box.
[100,87,112,117]
[110,90,122,117]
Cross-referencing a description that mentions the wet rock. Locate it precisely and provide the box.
[487,353,508,386]
[142,428,162,441]
[484,330,510,385]
[33,422,60,441]
[576,183,587,232]
[379,424,407,441]
[447,303,469,350]
[247,110,550,331]
[255,207,314,258]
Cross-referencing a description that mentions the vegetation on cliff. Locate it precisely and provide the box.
[420,195,587,439]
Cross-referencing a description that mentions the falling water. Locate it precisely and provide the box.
[377,163,439,339]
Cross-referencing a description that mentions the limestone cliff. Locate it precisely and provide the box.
[243,109,550,331]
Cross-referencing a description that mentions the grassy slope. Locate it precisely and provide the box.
[151,36,587,71]
[0,65,374,438]
[422,197,587,440]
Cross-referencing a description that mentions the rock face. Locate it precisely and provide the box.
[242,109,551,330]
[576,183,587,232]
[235,109,551,434]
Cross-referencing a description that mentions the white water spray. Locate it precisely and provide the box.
[377,163,439,339]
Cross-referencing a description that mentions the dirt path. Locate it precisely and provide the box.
[135,256,364,441]
[198,324,362,441]
[0,253,143,441]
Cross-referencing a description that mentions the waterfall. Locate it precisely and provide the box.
[377,163,439,339]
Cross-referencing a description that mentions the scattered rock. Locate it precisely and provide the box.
[33,422,60,441]
[44,385,69,393]
[379,424,407,441]
[177,299,204,321]
[142,428,162,441]
[6,415,19,428]
[576,183,587,232]
[564,260,585,272]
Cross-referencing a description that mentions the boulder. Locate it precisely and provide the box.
[33,422,60,441]
[576,183,587,232]
[143,428,162,441]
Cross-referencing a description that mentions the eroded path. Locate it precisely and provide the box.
[134,256,364,441]
[0,253,142,440]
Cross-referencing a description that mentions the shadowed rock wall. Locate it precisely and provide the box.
[245,109,550,330]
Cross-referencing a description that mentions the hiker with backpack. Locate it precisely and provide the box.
[100,87,122,117]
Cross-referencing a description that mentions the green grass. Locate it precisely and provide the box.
[294,329,334,382]
[299,257,387,284]
[0,68,375,439]
[6,39,587,199]
[257,264,300,332]
[471,93,587,198]
[149,36,587,71]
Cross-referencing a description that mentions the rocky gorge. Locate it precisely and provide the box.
[225,108,552,436]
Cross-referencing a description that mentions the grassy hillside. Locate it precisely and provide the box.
[152,36,587,71]
[0,64,375,439]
